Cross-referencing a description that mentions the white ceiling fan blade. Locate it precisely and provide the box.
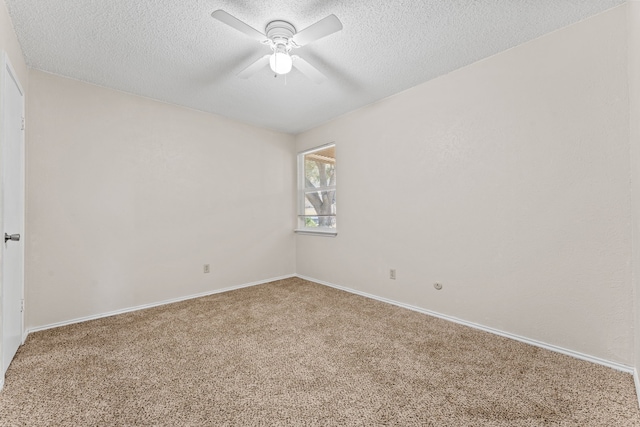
[292,56,327,84]
[211,10,268,43]
[292,14,342,46]
[237,55,271,79]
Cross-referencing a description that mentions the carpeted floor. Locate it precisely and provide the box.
[1,277,639,426]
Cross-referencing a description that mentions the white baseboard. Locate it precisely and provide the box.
[20,273,636,377]
[296,274,634,374]
[0,374,4,391]
[25,274,296,338]
[635,369,640,408]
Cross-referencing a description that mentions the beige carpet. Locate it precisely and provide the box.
[1,277,639,426]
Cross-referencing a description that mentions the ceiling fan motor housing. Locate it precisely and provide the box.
[266,20,296,50]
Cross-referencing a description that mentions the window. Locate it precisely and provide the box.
[296,144,336,235]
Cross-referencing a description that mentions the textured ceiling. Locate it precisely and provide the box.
[5,0,626,134]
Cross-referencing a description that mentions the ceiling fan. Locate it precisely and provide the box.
[211,10,343,84]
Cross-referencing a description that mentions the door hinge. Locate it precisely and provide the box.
[21,117,25,131]
[20,299,24,313]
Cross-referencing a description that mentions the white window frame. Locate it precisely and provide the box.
[295,143,337,237]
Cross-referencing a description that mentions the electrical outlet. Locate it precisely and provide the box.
[203,264,210,274]
[390,269,396,280]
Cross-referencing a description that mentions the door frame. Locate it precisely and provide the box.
[0,50,26,389]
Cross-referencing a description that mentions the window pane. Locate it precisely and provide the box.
[303,189,336,228]
[304,191,336,212]
[300,215,336,228]
[304,147,336,189]
[298,144,336,231]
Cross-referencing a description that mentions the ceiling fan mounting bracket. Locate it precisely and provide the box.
[266,20,296,40]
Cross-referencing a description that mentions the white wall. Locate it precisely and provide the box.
[26,70,296,328]
[296,5,633,365]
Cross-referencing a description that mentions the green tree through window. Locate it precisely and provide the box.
[298,145,336,230]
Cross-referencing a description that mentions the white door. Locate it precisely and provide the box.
[1,52,24,378]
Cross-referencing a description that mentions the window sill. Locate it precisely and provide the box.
[294,229,338,237]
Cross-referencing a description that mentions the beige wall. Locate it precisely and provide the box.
[629,0,640,387]
[26,70,296,328]
[296,5,633,365]
[7,0,640,376]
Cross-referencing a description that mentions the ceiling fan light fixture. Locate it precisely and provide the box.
[212,10,341,83]
[269,45,293,75]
